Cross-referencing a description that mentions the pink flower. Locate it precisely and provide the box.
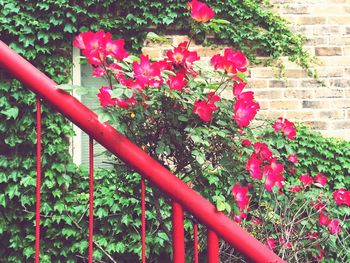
[307,232,318,241]
[314,173,327,187]
[266,237,275,250]
[279,236,292,249]
[193,92,220,122]
[167,72,187,91]
[211,48,248,74]
[328,219,341,235]
[234,212,247,223]
[252,217,263,225]
[231,184,249,211]
[233,81,247,97]
[318,212,331,226]
[253,142,272,161]
[316,249,325,262]
[92,67,106,77]
[287,154,298,164]
[115,96,137,109]
[299,173,313,187]
[333,188,350,206]
[73,31,128,65]
[245,153,262,180]
[97,86,115,107]
[233,92,260,128]
[187,0,215,23]
[273,117,296,140]
[312,202,327,212]
[289,185,302,192]
[234,214,242,223]
[132,55,162,86]
[263,160,285,192]
[241,139,252,147]
[166,41,199,71]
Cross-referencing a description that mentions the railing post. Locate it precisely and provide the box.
[88,137,94,263]
[141,178,146,263]
[207,229,219,263]
[172,201,185,263]
[193,222,198,263]
[35,97,41,263]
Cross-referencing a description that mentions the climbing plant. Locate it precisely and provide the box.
[0,0,317,261]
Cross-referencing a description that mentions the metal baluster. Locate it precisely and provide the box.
[193,222,198,263]
[141,178,146,263]
[172,201,185,263]
[35,97,41,263]
[89,137,94,263]
[207,229,219,263]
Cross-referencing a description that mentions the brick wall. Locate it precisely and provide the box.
[142,0,350,140]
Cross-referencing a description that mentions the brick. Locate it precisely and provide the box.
[346,89,350,97]
[258,110,285,120]
[345,68,350,77]
[319,56,350,66]
[258,101,269,110]
[309,5,345,15]
[318,110,345,119]
[281,5,309,14]
[285,110,315,120]
[312,26,341,35]
[270,100,302,109]
[304,121,329,130]
[329,79,350,88]
[328,16,350,24]
[285,69,309,78]
[330,121,350,129]
[251,68,278,78]
[305,37,328,46]
[171,35,190,46]
[329,37,350,46]
[284,89,314,99]
[254,90,284,100]
[343,47,350,56]
[266,80,287,88]
[316,67,344,77]
[296,16,327,25]
[321,130,350,141]
[141,47,162,59]
[300,79,326,88]
[245,79,268,89]
[331,99,350,108]
[313,88,344,98]
[302,100,331,108]
[192,47,222,58]
[315,47,342,56]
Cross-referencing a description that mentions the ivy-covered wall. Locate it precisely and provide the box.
[0,0,314,261]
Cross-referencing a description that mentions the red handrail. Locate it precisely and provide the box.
[0,40,284,263]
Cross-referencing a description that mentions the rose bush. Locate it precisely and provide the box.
[70,0,350,261]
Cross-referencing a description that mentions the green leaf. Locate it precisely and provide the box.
[75,87,89,95]
[211,19,231,24]
[98,112,111,123]
[111,89,124,98]
[216,200,226,211]
[1,107,19,119]
[124,89,134,98]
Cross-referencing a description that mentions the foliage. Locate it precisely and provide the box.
[69,0,350,260]
[0,0,321,261]
[261,124,350,190]
[0,0,312,72]
[255,123,350,262]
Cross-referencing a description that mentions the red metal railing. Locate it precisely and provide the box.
[0,40,284,263]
